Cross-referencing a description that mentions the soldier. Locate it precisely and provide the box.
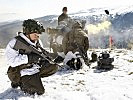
[47,27,65,63]
[58,7,69,25]
[62,21,89,69]
[5,19,58,95]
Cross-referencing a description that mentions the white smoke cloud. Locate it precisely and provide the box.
[86,14,133,49]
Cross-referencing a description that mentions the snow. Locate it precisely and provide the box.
[0,49,133,100]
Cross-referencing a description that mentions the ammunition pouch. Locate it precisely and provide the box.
[7,66,21,83]
[7,64,33,83]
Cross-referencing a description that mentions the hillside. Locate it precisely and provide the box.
[0,6,133,48]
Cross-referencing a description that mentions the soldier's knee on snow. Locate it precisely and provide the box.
[37,88,45,95]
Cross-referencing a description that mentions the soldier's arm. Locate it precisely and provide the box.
[58,15,61,25]
[84,37,89,52]
[5,38,28,67]
[76,29,89,52]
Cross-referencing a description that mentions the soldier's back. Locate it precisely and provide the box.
[58,13,68,24]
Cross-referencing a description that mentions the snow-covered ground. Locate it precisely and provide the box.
[0,49,133,100]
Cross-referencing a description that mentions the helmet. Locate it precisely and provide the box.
[22,19,45,35]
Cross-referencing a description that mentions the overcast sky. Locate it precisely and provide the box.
[0,0,133,22]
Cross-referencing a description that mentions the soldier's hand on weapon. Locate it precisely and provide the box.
[19,49,30,55]
[27,52,42,64]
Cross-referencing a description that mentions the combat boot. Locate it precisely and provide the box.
[66,58,75,69]
[11,82,21,88]
[75,58,82,70]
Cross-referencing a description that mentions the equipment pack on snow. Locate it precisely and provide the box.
[97,51,114,69]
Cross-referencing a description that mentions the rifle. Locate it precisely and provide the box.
[36,41,51,57]
[14,36,61,67]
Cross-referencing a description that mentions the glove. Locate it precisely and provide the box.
[19,49,31,55]
[19,49,26,55]
[27,52,41,64]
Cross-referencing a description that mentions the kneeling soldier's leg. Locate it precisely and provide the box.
[20,73,45,95]
[39,64,58,78]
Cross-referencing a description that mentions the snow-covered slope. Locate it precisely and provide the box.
[0,49,133,100]
[1,5,133,48]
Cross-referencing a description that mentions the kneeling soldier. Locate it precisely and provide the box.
[5,19,58,95]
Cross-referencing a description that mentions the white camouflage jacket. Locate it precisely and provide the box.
[5,33,43,76]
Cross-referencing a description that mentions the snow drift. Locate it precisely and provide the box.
[0,49,133,100]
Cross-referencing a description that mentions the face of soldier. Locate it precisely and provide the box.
[63,10,67,14]
[29,32,40,42]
